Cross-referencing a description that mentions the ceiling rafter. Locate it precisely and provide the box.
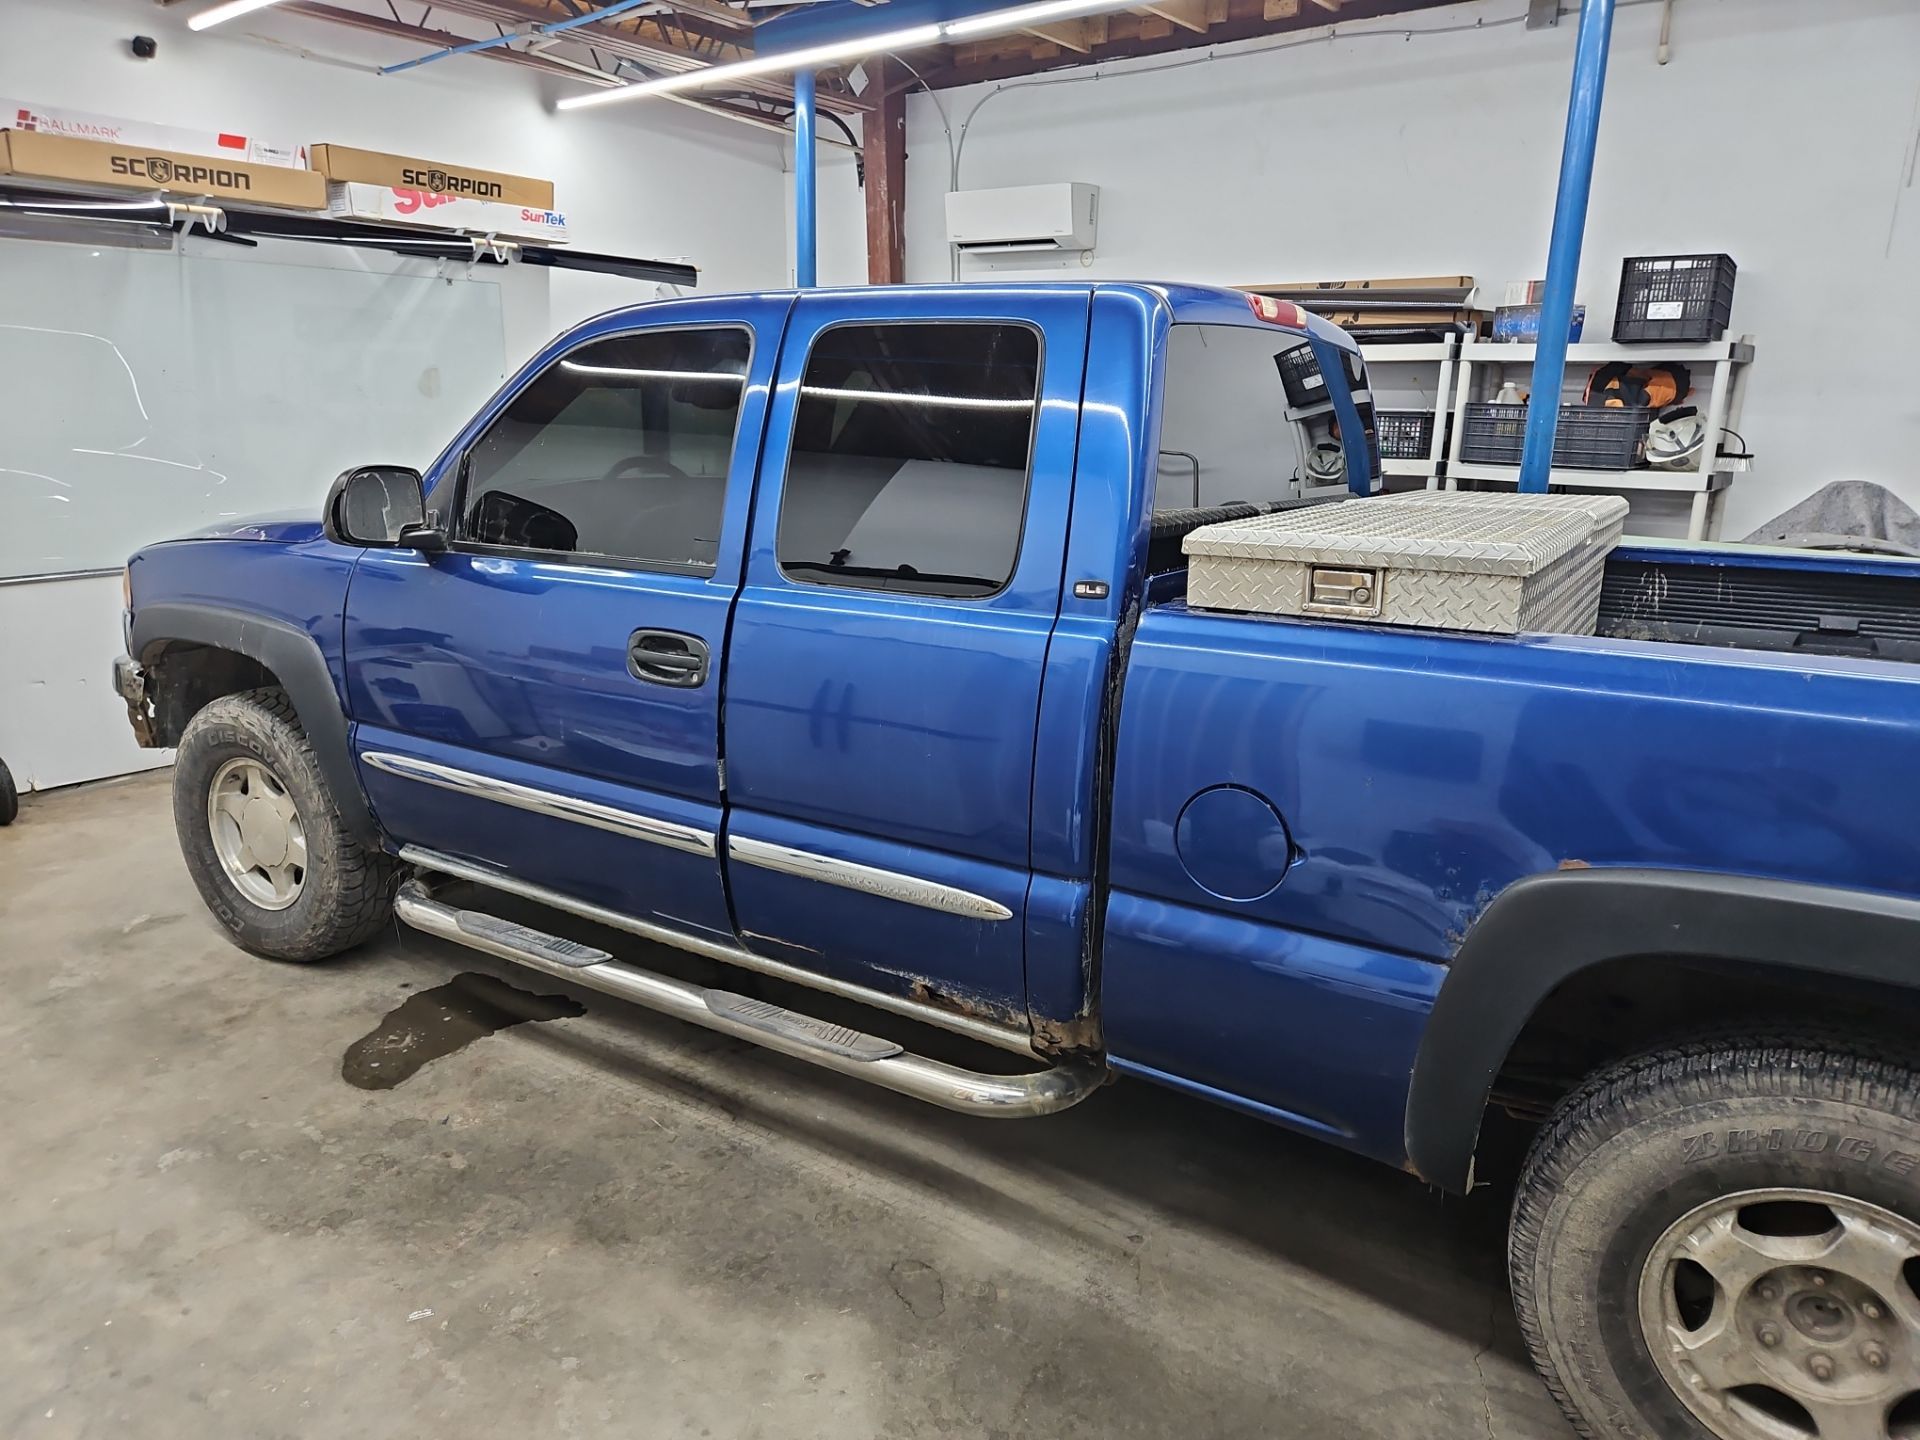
[1132,0,1210,36]
[1021,16,1107,52]
[328,0,870,111]
[247,0,1467,118]
[283,0,859,141]
[277,1,626,81]
[930,0,1462,88]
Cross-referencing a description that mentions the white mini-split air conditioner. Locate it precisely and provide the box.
[944,183,1099,256]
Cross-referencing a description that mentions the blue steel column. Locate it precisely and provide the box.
[793,68,818,288]
[1518,0,1616,492]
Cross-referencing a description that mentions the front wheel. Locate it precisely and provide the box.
[174,687,398,962]
[1512,1039,1920,1440]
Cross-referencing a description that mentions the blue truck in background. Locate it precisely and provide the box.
[116,283,1920,1440]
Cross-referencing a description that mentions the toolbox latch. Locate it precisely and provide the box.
[1304,565,1383,618]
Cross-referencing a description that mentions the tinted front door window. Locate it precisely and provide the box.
[461,327,751,572]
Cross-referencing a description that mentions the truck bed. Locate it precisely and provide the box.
[1123,553,1920,963]
[1152,503,1920,665]
[1596,542,1920,664]
[1096,564,1920,1160]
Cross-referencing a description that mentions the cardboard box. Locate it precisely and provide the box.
[326,182,570,243]
[1318,309,1475,329]
[310,143,553,209]
[3,97,305,167]
[1243,275,1478,299]
[0,129,325,208]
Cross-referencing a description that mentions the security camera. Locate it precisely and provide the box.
[131,35,158,60]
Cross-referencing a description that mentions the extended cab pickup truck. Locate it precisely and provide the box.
[118,283,1920,1440]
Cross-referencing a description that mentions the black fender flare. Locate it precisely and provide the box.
[1404,867,1920,1192]
[131,601,381,848]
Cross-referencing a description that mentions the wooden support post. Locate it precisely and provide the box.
[862,57,908,285]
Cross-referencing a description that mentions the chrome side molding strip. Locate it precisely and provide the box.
[395,880,1102,1119]
[399,846,1035,1055]
[361,752,714,857]
[726,835,1013,922]
[361,751,1008,921]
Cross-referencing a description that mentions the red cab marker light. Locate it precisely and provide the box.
[1245,293,1307,329]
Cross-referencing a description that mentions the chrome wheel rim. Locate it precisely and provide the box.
[1639,1187,1920,1440]
[207,757,307,911]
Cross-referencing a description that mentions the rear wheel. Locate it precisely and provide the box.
[1511,1039,1920,1440]
[174,687,397,961]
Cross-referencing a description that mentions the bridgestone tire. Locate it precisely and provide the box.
[0,757,16,825]
[173,687,398,962]
[1510,1038,1920,1439]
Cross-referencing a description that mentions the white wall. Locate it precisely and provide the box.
[0,0,794,790]
[0,0,792,343]
[854,0,1920,540]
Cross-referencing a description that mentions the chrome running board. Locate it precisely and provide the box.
[400,845,1035,1056]
[394,880,1103,1119]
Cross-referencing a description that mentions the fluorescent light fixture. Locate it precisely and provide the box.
[558,0,1134,109]
[558,22,943,109]
[188,0,290,30]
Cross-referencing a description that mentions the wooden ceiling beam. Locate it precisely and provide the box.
[1134,0,1211,33]
[1021,16,1108,52]
[409,0,871,111]
[516,0,753,44]
[426,0,747,56]
[277,2,629,83]
[931,0,1464,88]
[650,0,756,33]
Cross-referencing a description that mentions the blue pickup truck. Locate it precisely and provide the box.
[117,283,1920,1440]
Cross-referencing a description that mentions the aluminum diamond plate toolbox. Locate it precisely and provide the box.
[1183,492,1630,635]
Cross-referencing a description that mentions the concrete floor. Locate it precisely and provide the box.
[0,771,1574,1439]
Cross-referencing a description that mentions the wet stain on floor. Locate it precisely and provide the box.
[342,972,586,1090]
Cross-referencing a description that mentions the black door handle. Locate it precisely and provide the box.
[628,630,709,688]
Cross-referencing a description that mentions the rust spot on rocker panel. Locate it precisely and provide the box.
[1033,1011,1103,1057]
[1557,858,1591,871]
[884,972,1104,1058]
[905,977,1026,1031]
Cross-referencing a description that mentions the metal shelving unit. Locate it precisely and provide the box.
[1442,337,1755,540]
[1359,337,1459,488]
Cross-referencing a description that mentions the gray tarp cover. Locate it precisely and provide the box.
[1742,480,1920,557]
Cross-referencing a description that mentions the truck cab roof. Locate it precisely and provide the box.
[580,281,1361,353]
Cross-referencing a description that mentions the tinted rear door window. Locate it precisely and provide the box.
[775,322,1041,600]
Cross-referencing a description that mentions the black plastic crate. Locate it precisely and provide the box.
[1613,253,1736,343]
[1459,403,1649,471]
[1275,344,1326,408]
[1377,410,1435,460]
